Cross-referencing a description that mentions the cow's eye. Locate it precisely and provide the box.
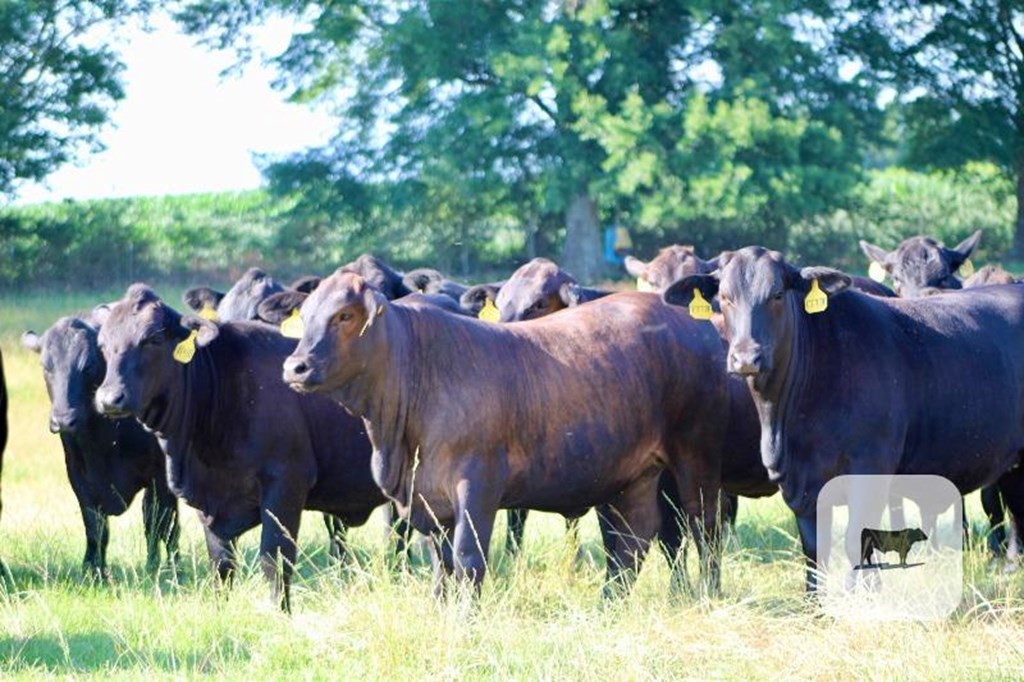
[771,290,785,301]
[336,312,353,324]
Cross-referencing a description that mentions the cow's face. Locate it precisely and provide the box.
[625,245,716,293]
[216,267,284,322]
[860,230,981,298]
[23,317,102,434]
[95,285,198,418]
[496,258,580,322]
[909,528,928,543]
[664,247,851,382]
[460,283,503,316]
[282,272,388,393]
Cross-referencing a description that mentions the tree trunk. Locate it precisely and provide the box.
[561,192,604,283]
[1016,154,1024,258]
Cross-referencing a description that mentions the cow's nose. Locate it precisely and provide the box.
[283,355,319,389]
[95,387,128,415]
[728,348,763,376]
[50,412,80,434]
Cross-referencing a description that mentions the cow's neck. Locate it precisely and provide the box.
[329,306,416,506]
[140,349,218,453]
[747,299,808,483]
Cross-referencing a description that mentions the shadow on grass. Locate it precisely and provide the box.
[0,631,249,674]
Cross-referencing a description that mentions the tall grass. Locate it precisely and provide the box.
[1,291,1023,679]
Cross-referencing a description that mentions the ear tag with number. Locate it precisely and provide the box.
[478,298,500,323]
[804,279,828,314]
[868,261,887,283]
[199,304,219,321]
[689,289,713,320]
[173,330,197,364]
[959,258,975,278]
[280,309,304,339]
[636,277,656,293]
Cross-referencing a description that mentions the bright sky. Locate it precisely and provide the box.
[14,14,337,206]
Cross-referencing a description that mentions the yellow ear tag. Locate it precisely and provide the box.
[804,279,828,314]
[199,304,218,321]
[689,289,713,320]
[868,261,887,283]
[478,298,500,323]
[173,330,197,364]
[280,309,304,339]
[960,258,975,278]
[636,277,655,293]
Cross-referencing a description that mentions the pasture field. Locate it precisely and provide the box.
[1,289,1024,680]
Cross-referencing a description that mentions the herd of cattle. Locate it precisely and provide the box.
[3,229,1024,611]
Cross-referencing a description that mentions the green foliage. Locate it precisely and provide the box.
[0,1,153,199]
[790,163,1015,271]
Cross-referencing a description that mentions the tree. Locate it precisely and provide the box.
[0,1,152,201]
[842,1,1024,254]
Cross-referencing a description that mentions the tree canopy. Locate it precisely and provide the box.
[0,1,152,201]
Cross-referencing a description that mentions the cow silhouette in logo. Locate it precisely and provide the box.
[859,527,928,568]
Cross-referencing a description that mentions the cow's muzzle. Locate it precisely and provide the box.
[94,385,132,418]
[727,346,767,376]
[49,409,82,434]
[282,355,323,392]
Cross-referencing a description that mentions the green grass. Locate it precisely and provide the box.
[2,289,1024,679]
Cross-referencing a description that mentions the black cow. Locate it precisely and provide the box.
[625,245,717,293]
[22,316,179,578]
[859,528,928,568]
[860,230,1016,556]
[665,246,1024,591]
[402,268,469,301]
[859,230,981,297]
[460,282,505,316]
[94,285,388,611]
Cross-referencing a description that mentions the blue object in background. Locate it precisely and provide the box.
[603,225,633,264]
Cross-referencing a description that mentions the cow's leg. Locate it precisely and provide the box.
[795,513,820,593]
[654,471,692,597]
[383,501,415,563]
[428,525,455,599]
[994,466,1024,567]
[141,483,170,574]
[322,513,347,563]
[451,466,500,595]
[667,457,724,597]
[982,485,1008,555]
[598,474,660,599]
[80,504,110,582]
[156,485,181,575]
[505,509,528,558]
[202,525,237,588]
[259,495,304,613]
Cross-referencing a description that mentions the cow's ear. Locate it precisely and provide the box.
[288,275,321,294]
[257,291,308,325]
[858,240,892,272]
[798,267,852,295]
[624,256,647,279]
[88,302,113,328]
[947,229,982,270]
[559,282,582,307]
[21,331,42,353]
[183,287,224,313]
[360,286,388,333]
[180,315,220,348]
[663,275,720,308]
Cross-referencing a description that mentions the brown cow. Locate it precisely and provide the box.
[282,271,744,597]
